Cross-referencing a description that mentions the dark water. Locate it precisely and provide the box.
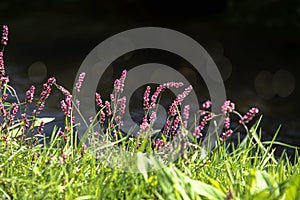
[2,8,299,156]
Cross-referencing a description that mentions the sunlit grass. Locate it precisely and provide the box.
[0,118,299,199]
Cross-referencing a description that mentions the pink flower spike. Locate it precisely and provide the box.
[224,117,230,130]
[114,70,127,93]
[140,115,149,131]
[150,111,156,124]
[26,85,35,104]
[75,72,86,92]
[168,85,193,116]
[95,93,103,107]
[10,103,18,120]
[37,121,44,134]
[183,105,190,120]
[222,129,233,141]
[170,115,180,136]
[239,107,259,124]
[164,119,171,135]
[105,101,112,117]
[58,85,70,97]
[193,126,202,138]
[143,86,151,110]
[1,25,8,46]
[0,52,5,78]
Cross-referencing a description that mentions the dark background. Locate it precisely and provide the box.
[0,0,299,153]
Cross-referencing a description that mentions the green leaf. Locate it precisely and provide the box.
[281,175,300,200]
[248,169,280,199]
[157,166,226,200]
[32,117,55,127]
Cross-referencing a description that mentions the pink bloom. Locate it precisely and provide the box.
[150,111,156,124]
[224,117,230,130]
[1,25,8,46]
[58,85,70,97]
[26,85,35,104]
[0,77,9,88]
[95,93,103,107]
[75,72,85,92]
[193,126,202,138]
[164,119,171,135]
[239,107,259,124]
[21,113,29,134]
[117,96,126,115]
[110,93,115,102]
[170,115,180,136]
[154,139,165,150]
[38,77,56,113]
[10,103,18,119]
[37,121,44,134]
[151,85,166,108]
[61,95,72,117]
[58,156,64,164]
[0,103,6,117]
[183,105,190,120]
[113,70,127,93]
[0,52,5,78]
[222,129,233,141]
[99,111,105,123]
[163,82,184,88]
[193,113,214,138]
[61,152,67,159]
[2,93,7,100]
[168,85,193,116]
[202,100,211,109]
[105,101,112,116]
[222,100,235,114]
[143,86,151,110]
[150,82,184,109]
[140,115,149,131]
[183,105,190,128]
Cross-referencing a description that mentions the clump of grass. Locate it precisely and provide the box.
[0,25,299,199]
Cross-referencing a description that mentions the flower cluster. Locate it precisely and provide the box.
[183,105,190,128]
[61,95,72,117]
[1,25,8,46]
[26,85,35,104]
[168,85,193,116]
[239,107,259,124]
[74,72,86,92]
[150,82,184,109]
[143,86,151,110]
[113,70,127,93]
[0,52,5,78]
[193,113,214,138]
[222,100,235,114]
